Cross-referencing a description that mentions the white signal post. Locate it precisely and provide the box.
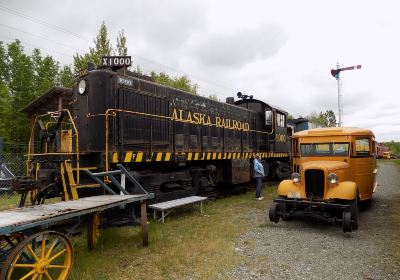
[331,63,362,127]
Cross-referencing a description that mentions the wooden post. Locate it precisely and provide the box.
[141,202,148,247]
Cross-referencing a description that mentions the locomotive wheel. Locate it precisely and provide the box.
[0,231,73,280]
[87,213,101,250]
[342,211,352,233]
[269,202,280,223]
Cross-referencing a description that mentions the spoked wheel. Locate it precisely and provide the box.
[0,231,73,280]
[87,213,101,250]
[0,233,25,265]
[342,211,352,233]
[269,202,280,223]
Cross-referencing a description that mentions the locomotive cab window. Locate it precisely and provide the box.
[276,112,285,127]
[265,110,272,125]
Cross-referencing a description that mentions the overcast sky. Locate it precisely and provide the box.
[1,0,399,141]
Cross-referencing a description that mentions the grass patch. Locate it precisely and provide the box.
[69,183,277,280]
[0,194,60,210]
[0,193,20,210]
[392,159,400,166]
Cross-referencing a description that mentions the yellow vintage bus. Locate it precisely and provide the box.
[383,151,391,159]
[269,127,377,232]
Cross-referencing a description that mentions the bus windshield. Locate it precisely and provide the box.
[300,143,350,157]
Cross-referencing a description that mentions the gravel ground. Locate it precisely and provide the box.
[226,162,400,280]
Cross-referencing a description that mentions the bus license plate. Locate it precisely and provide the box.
[287,192,300,198]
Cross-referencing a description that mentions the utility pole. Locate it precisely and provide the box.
[330,63,362,127]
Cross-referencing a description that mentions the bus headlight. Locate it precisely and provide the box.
[328,173,339,185]
[291,172,300,183]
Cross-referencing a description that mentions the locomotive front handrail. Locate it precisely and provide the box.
[27,109,80,183]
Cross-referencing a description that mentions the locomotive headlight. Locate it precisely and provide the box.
[291,172,300,183]
[328,173,339,185]
[78,79,87,95]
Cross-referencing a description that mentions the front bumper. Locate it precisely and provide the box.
[273,198,350,223]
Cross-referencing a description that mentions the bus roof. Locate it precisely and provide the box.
[293,127,375,138]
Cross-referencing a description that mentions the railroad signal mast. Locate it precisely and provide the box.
[330,63,362,127]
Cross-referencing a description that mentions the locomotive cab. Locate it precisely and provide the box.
[235,98,290,178]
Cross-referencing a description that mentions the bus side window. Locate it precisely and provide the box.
[355,137,371,156]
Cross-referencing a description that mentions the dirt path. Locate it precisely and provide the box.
[227,162,400,280]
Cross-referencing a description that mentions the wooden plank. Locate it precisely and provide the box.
[0,195,149,234]
[149,196,207,211]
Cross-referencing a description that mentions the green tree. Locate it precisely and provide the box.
[58,65,74,87]
[308,110,337,127]
[0,40,72,143]
[116,30,128,56]
[150,71,198,94]
[0,82,11,142]
[385,141,400,155]
[324,110,337,127]
[73,21,113,72]
[6,40,35,142]
[208,93,219,101]
[32,49,60,95]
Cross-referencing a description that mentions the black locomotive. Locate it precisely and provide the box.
[20,59,290,203]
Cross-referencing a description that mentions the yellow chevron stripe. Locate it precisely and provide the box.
[212,153,217,160]
[232,153,236,159]
[187,153,193,161]
[124,151,133,162]
[155,152,162,161]
[207,153,211,160]
[136,152,143,162]
[218,153,222,159]
[223,153,227,159]
[112,152,118,163]
[227,153,232,159]
[165,152,171,161]
[194,153,199,160]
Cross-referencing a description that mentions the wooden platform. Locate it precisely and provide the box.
[149,196,207,223]
[0,194,149,235]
